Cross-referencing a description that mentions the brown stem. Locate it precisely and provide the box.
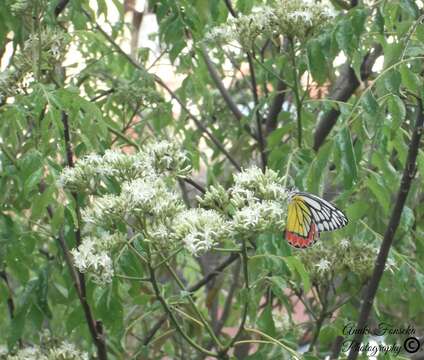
[60,112,108,359]
[266,78,286,136]
[0,270,16,320]
[346,99,424,360]
[199,48,243,121]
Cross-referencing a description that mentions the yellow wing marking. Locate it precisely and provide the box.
[287,196,313,237]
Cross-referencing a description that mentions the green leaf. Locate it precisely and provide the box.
[8,279,38,348]
[96,282,123,332]
[387,94,406,130]
[51,204,65,233]
[319,325,339,347]
[285,257,311,293]
[384,69,401,94]
[257,303,276,337]
[361,90,379,114]
[366,173,390,214]
[307,140,333,194]
[351,8,368,37]
[337,127,358,189]
[8,310,26,348]
[267,124,295,150]
[383,42,402,68]
[23,168,43,196]
[346,200,369,221]
[307,40,327,84]
[36,266,52,319]
[400,0,419,18]
[335,19,355,56]
[66,306,85,333]
[399,65,421,94]
[31,186,55,220]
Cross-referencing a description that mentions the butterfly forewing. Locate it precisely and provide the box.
[285,191,348,249]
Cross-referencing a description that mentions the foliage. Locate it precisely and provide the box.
[0,0,423,359]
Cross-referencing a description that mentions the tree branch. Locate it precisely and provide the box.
[346,98,424,360]
[266,78,287,136]
[313,44,382,151]
[54,0,70,17]
[200,47,259,141]
[199,48,244,121]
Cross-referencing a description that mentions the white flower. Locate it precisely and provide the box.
[288,10,313,25]
[0,345,8,356]
[71,232,122,284]
[340,239,350,249]
[175,209,228,256]
[122,178,184,218]
[204,0,337,45]
[58,140,189,193]
[385,257,397,273]
[315,258,331,274]
[231,166,289,204]
[81,194,124,226]
[232,201,286,232]
[48,340,89,360]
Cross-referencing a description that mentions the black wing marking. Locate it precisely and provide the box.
[295,192,348,232]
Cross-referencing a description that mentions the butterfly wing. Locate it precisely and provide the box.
[285,195,319,248]
[295,192,348,232]
[285,192,348,249]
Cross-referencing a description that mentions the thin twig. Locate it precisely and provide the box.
[152,245,223,349]
[213,259,241,334]
[142,252,239,344]
[220,240,249,355]
[199,48,243,121]
[179,176,206,194]
[289,38,303,148]
[147,261,219,357]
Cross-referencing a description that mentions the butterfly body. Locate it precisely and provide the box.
[285,191,348,249]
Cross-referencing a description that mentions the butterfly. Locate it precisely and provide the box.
[285,191,348,248]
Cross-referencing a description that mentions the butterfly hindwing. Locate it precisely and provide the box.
[285,191,348,249]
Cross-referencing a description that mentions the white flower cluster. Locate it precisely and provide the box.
[81,177,184,228]
[10,0,30,15]
[3,341,88,360]
[174,209,229,256]
[71,231,123,284]
[199,166,289,235]
[233,201,286,232]
[204,0,337,46]
[58,140,190,192]
[59,140,191,283]
[230,166,289,233]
